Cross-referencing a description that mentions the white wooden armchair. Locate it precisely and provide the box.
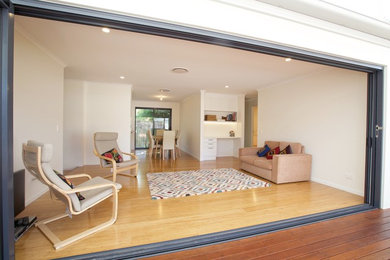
[22,140,121,250]
[93,132,138,182]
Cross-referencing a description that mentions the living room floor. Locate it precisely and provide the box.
[15,150,363,259]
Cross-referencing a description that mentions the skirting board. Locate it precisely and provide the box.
[25,186,48,206]
[311,177,364,196]
[179,147,201,161]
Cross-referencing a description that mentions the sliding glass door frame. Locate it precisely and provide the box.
[134,107,172,149]
[1,0,384,259]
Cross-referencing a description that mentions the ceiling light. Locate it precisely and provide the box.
[159,88,171,93]
[119,76,125,79]
[172,67,189,73]
[225,85,230,88]
[102,27,110,33]
[160,97,163,101]
[285,57,292,62]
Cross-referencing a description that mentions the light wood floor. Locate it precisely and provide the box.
[15,150,363,259]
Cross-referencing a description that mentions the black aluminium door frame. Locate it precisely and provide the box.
[134,107,172,149]
[1,0,14,259]
[1,0,384,259]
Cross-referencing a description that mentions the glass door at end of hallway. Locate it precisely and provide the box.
[135,107,172,149]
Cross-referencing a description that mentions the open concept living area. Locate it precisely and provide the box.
[2,0,389,259]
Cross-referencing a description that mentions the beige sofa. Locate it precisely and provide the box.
[239,141,312,184]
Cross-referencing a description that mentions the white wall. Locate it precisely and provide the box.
[63,79,85,169]
[13,30,65,205]
[131,100,180,150]
[180,93,201,159]
[258,68,367,195]
[63,80,132,168]
[83,81,132,165]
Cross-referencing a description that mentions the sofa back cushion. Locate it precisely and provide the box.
[265,141,280,149]
[280,141,302,154]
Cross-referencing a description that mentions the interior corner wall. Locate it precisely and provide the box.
[258,68,367,196]
[130,100,180,150]
[13,30,65,205]
[244,97,258,147]
[83,81,132,165]
[63,79,85,170]
[180,94,201,159]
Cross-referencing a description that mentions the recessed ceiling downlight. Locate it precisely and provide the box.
[102,27,110,33]
[159,88,171,93]
[172,67,189,73]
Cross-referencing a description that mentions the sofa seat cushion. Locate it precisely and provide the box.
[240,155,259,165]
[253,157,273,170]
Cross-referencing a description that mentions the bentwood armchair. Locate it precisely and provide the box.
[22,140,121,250]
[93,132,139,182]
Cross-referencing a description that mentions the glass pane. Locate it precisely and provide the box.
[135,108,172,149]
[154,109,171,118]
[135,108,153,149]
[164,118,170,129]
[154,118,165,129]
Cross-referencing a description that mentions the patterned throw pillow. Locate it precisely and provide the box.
[257,145,270,157]
[54,170,85,201]
[280,145,292,155]
[102,148,123,164]
[266,146,280,160]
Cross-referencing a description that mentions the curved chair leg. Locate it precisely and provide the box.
[35,191,118,250]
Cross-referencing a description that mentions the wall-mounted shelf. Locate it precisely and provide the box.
[204,110,237,122]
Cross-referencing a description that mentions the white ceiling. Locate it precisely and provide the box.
[15,15,330,102]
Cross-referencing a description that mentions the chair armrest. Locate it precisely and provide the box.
[271,154,312,184]
[121,152,138,160]
[64,182,119,194]
[239,147,260,156]
[94,152,117,166]
[65,173,92,180]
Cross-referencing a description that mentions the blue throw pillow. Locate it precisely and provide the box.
[257,145,270,157]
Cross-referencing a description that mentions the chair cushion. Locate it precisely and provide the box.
[257,145,270,157]
[116,159,138,168]
[54,170,85,201]
[266,146,280,160]
[102,148,123,163]
[280,142,302,154]
[280,145,292,155]
[253,157,273,170]
[79,177,122,211]
[27,140,53,163]
[41,163,81,211]
[95,132,118,141]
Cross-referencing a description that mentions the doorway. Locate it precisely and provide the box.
[2,2,384,259]
[252,106,258,147]
[135,107,172,149]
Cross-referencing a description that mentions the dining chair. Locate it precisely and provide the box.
[147,129,160,158]
[155,129,164,136]
[175,130,181,157]
[162,130,176,160]
[93,132,138,182]
[22,140,121,250]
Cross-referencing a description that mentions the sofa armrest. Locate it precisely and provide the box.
[239,147,260,156]
[271,154,312,184]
